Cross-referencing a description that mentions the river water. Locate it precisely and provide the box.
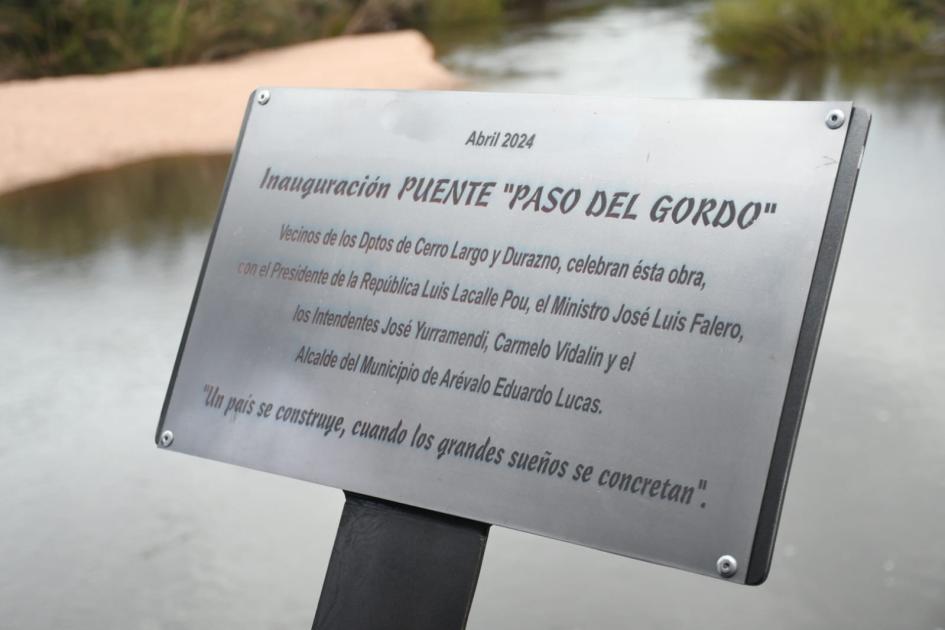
[1,4,944,629]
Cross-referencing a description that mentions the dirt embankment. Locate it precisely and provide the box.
[0,30,457,195]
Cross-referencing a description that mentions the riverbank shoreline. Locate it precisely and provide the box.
[0,30,458,196]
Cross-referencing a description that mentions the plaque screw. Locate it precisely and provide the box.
[159,430,174,448]
[825,109,845,129]
[257,90,270,105]
[716,555,738,578]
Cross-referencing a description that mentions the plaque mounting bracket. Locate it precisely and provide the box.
[313,492,490,630]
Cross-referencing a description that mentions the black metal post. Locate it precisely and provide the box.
[313,492,490,630]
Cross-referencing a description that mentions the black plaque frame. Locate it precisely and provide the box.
[745,105,871,584]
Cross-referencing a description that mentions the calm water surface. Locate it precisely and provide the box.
[2,4,944,629]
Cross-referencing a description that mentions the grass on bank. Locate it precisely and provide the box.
[3,0,944,79]
[705,0,945,62]
[0,0,510,80]
[0,0,361,80]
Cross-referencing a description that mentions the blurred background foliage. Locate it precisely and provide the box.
[0,0,943,80]
[0,0,360,79]
[705,0,945,62]
[0,0,514,80]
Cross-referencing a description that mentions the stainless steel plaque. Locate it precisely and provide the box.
[158,89,869,584]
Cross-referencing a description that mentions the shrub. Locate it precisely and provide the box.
[0,0,359,80]
[704,0,936,62]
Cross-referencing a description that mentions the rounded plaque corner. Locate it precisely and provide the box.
[744,572,769,586]
[743,557,771,586]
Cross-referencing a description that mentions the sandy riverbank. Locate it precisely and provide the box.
[0,31,458,195]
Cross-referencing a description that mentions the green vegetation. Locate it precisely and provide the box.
[0,0,539,80]
[428,0,503,25]
[0,0,362,80]
[705,0,944,62]
[10,0,941,78]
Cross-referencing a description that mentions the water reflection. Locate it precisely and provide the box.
[708,55,945,118]
[426,0,613,55]
[0,155,227,260]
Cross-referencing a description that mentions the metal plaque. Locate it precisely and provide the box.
[157,89,869,584]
